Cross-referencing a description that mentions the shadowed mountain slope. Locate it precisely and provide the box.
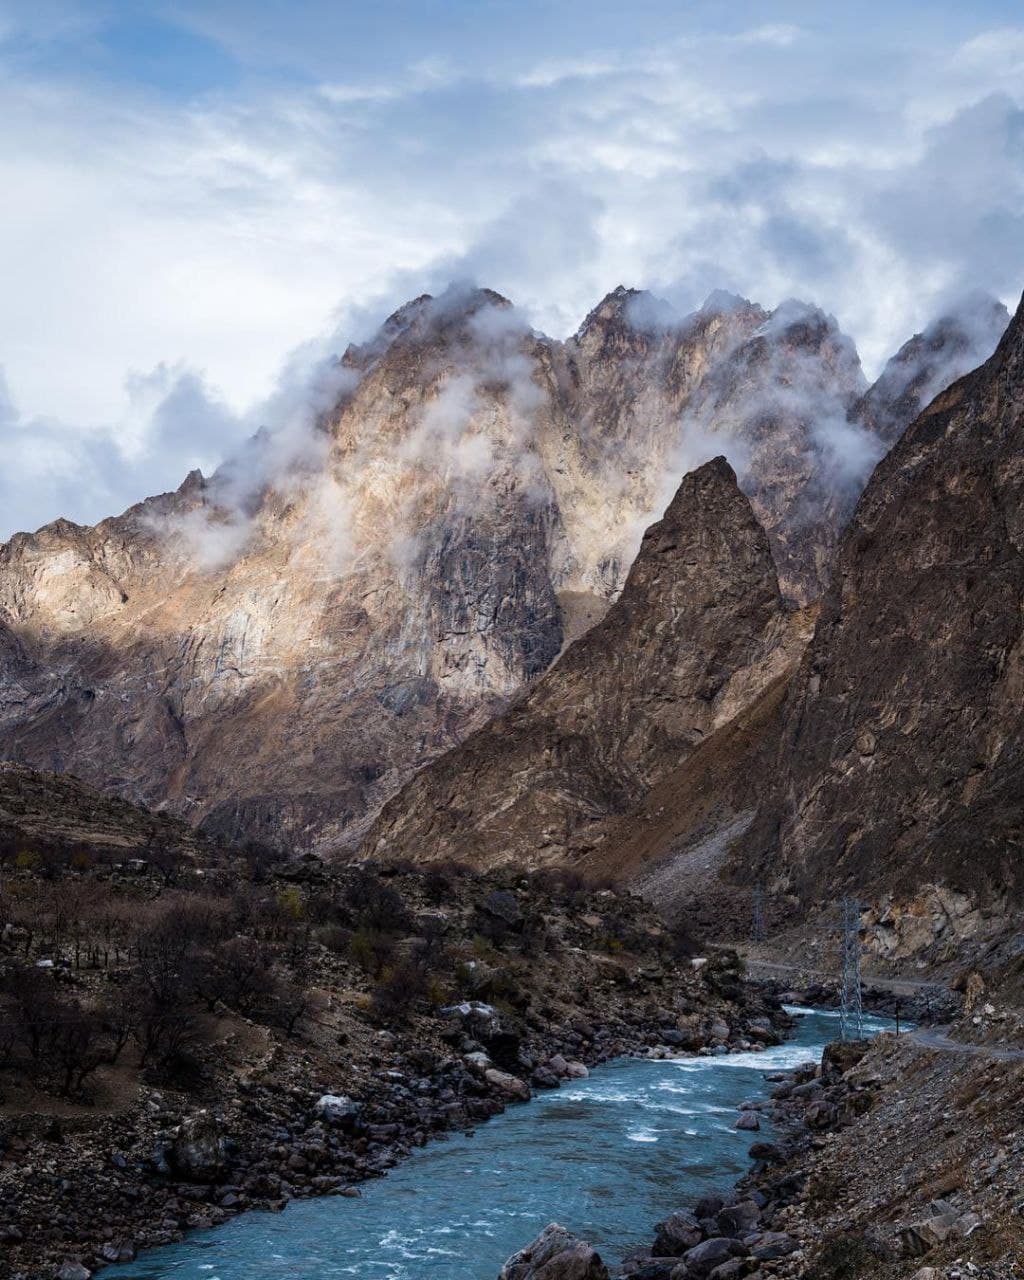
[739,289,1024,906]
[362,457,806,869]
[0,762,206,864]
[611,291,1024,927]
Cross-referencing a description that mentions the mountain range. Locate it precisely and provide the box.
[0,285,1010,874]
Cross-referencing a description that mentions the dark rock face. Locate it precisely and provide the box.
[743,290,1024,904]
[364,458,804,869]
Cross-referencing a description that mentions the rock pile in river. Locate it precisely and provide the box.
[499,1223,610,1279]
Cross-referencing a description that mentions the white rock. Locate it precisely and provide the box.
[314,1094,360,1125]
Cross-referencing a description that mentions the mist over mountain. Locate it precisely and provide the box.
[0,284,1010,852]
[741,289,1024,909]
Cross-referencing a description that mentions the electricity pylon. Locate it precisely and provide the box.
[839,895,864,1041]
[751,884,767,943]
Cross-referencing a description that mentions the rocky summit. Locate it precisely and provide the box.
[363,456,806,869]
[0,287,999,855]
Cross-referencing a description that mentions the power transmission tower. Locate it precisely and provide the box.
[751,884,767,943]
[839,896,864,1041]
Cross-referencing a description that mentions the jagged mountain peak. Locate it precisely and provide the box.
[577,287,766,352]
[576,284,650,326]
[927,288,1009,340]
[572,286,680,351]
[343,285,520,375]
[362,452,799,869]
[698,289,761,318]
[751,299,863,374]
[2,281,1000,854]
[648,454,744,537]
[855,291,1012,446]
[405,283,515,333]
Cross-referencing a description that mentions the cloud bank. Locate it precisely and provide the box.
[0,4,1022,537]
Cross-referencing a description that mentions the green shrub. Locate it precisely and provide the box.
[348,926,397,976]
[371,959,428,1023]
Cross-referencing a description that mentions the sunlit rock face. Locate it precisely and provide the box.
[0,285,1006,852]
[362,457,807,871]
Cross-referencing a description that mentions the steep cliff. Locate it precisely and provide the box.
[363,458,805,869]
[735,290,1024,908]
[0,285,986,852]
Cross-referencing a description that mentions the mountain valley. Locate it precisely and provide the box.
[2,280,1023,1280]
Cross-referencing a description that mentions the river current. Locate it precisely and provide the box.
[103,1007,897,1280]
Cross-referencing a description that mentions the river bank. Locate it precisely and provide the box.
[741,1021,1024,1279]
[506,1006,1024,1280]
[0,863,790,1280]
[93,1011,852,1279]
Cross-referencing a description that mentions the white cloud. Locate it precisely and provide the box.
[0,10,1022,538]
[953,27,1024,79]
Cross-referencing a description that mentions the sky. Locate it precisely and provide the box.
[1,0,1023,538]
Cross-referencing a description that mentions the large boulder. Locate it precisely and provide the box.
[97,1242,136,1265]
[748,1231,799,1261]
[482,889,523,929]
[747,1141,783,1163]
[653,1209,703,1255]
[484,1068,532,1102]
[499,1223,609,1279]
[167,1112,230,1181]
[708,1263,745,1280]
[694,1194,724,1220]
[627,1262,677,1279]
[681,1238,743,1277]
[716,1200,761,1236]
[57,1263,91,1280]
[803,1099,836,1130]
[897,1214,957,1258]
[821,1040,870,1084]
[314,1094,362,1128]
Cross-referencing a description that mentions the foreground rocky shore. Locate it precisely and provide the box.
[502,1011,1024,1280]
[0,860,788,1279]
